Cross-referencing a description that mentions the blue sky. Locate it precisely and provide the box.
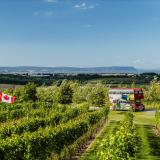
[0,0,160,68]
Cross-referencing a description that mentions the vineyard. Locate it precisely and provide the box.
[81,111,160,160]
[0,102,109,160]
[0,80,160,159]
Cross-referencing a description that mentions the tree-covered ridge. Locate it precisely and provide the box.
[0,72,158,86]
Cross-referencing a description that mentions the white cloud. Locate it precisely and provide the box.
[133,59,145,65]
[33,12,40,16]
[82,24,93,28]
[44,0,58,3]
[44,11,54,16]
[74,2,96,10]
[88,5,95,9]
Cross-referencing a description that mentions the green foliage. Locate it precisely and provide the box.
[155,111,160,129]
[0,80,111,160]
[0,107,85,139]
[3,87,14,95]
[0,109,25,123]
[88,83,108,107]
[0,110,105,160]
[73,83,109,106]
[90,90,105,107]
[0,73,156,86]
[97,112,139,160]
[13,87,23,102]
[22,82,37,102]
[58,81,73,104]
[73,83,93,103]
[36,86,60,103]
[0,102,53,123]
[145,80,160,102]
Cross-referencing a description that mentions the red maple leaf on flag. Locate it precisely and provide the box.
[3,95,10,100]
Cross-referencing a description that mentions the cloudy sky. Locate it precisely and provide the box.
[0,0,160,68]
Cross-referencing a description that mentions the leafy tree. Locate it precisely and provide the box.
[90,90,106,107]
[13,87,23,102]
[58,81,73,104]
[145,80,160,101]
[36,85,60,105]
[88,83,108,107]
[73,83,93,104]
[22,82,37,102]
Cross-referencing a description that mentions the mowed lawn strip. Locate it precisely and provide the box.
[135,111,160,160]
[136,124,153,160]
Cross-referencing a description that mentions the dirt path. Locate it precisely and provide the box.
[72,119,108,160]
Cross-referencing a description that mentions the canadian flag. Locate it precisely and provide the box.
[0,92,16,104]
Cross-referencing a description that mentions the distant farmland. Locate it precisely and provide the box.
[0,84,23,90]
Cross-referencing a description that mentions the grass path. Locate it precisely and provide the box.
[80,110,160,160]
[134,111,160,160]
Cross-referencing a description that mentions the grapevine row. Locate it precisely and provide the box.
[0,110,105,160]
[97,112,139,160]
[0,107,87,139]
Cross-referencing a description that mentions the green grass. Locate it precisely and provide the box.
[108,110,126,121]
[136,124,153,160]
[133,111,156,125]
[136,124,160,160]
[134,111,160,160]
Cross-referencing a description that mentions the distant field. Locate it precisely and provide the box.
[0,84,23,89]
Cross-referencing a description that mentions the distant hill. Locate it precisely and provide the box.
[0,66,138,74]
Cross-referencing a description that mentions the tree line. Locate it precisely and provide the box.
[0,73,158,86]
